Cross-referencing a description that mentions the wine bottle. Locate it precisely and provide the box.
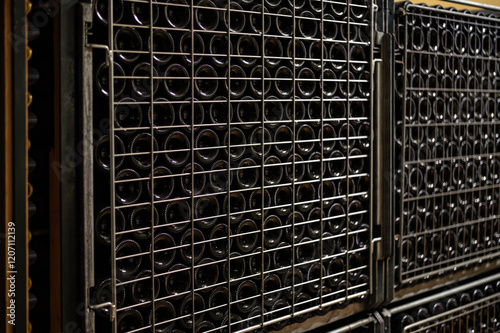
[149,300,176,333]
[164,64,190,100]
[297,67,317,98]
[298,11,317,38]
[263,274,282,307]
[130,0,159,25]
[264,37,283,68]
[147,166,174,201]
[236,96,260,129]
[274,66,294,98]
[326,257,344,288]
[329,44,347,72]
[235,280,259,313]
[129,132,158,170]
[148,98,175,134]
[194,0,219,31]
[180,163,206,196]
[282,268,303,299]
[223,192,246,224]
[95,135,125,171]
[208,286,230,321]
[236,35,260,68]
[115,239,142,279]
[149,232,176,272]
[113,27,142,64]
[194,128,220,164]
[164,263,191,299]
[209,34,232,68]
[95,62,126,98]
[179,292,205,329]
[283,211,305,243]
[236,158,259,189]
[249,4,271,34]
[296,124,316,156]
[117,308,144,332]
[224,65,247,99]
[264,156,284,186]
[307,207,323,239]
[130,62,159,99]
[223,127,247,161]
[149,29,174,65]
[129,205,158,240]
[94,0,124,25]
[164,200,190,234]
[274,125,293,157]
[194,257,219,290]
[95,207,126,245]
[194,195,220,229]
[247,247,271,278]
[305,262,325,294]
[93,278,126,317]
[273,242,293,271]
[235,219,259,253]
[208,223,231,259]
[179,228,206,265]
[195,64,219,100]
[249,65,272,97]
[130,269,160,304]
[115,169,143,205]
[249,188,271,219]
[164,0,190,29]
[249,126,272,159]
[296,182,315,213]
[295,237,317,263]
[276,7,293,36]
[223,252,247,284]
[179,32,205,66]
[222,2,245,33]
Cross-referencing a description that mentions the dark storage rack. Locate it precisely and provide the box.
[78,0,500,332]
[385,270,500,332]
[393,2,500,295]
[82,0,388,332]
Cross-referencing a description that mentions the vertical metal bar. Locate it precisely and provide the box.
[319,0,325,310]
[107,0,116,330]
[291,0,297,318]
[369,0,374,296]
[345,0,351,301]
[190,1,195,331]
[226,0,232,330]
[260,0,266,328]
[149,0,156,330]
[81,3,95,331]
[399,8,407,285]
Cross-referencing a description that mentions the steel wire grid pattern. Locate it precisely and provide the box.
[394,3,500,287]
[393,280,500,332]
[89,0,374,331]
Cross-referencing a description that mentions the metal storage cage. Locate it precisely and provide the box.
[81,0,392,331]
[384,270,500,332]
[392,1,500,299]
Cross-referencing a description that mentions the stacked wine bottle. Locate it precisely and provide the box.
[90,0,373,331]
[394,3,500,288]
[392,279,500,332]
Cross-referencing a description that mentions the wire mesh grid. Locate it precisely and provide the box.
[393,279,500,333]
[394,3,500,287]
[89,0,375,332]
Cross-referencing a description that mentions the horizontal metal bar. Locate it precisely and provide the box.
[388,271,500,315]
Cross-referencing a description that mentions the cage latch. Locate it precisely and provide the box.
[88,302,116,322]
[83,17,112,67]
